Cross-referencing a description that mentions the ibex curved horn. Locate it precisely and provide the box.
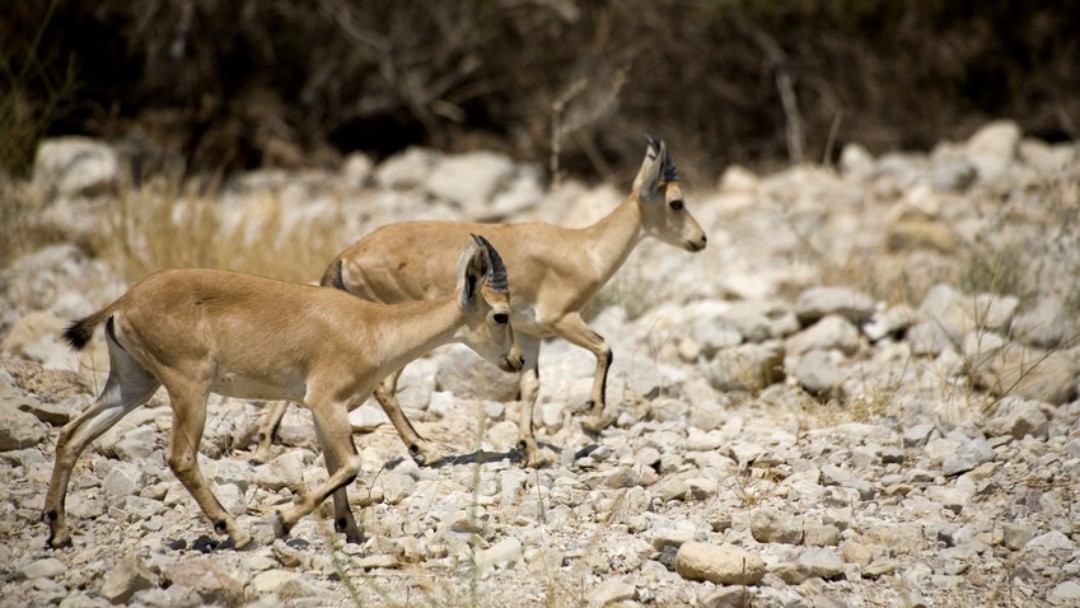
[471,233,509,293]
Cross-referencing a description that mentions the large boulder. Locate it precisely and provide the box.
[965,120,1021,183]
[425,151,515,209]
[1011,295,1074,349]
[675,542,766,585]
[978,346,1079,405]
[433,344,521,402]
[709,342,785,393]
[0,402,48,450]
[373,147,439,189]
[794,286,876,324]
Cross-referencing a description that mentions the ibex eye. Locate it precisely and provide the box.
[669,200,684,211]
[493,313,509,324]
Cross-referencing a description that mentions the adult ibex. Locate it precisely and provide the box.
[43,236,521,549]
[254,136,705,468]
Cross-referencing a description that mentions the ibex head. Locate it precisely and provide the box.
[633,136,707,252]
[455,234,523,372]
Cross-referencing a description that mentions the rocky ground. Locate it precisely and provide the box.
[1,120,1079,607]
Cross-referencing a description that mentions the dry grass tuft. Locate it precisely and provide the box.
[92,176,347,284]
[0,181,71,266]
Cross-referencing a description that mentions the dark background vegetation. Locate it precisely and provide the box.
[3,0,1078,183]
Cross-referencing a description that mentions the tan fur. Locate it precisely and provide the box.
[43,238,521,549]
[255,138,706,468]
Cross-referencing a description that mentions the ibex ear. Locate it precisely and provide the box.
[457,234,493,308]
[456,239,481,307]
[633,135,666,203]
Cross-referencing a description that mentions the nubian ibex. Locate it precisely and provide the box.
[43,236,521,549]
[254,136,705,468]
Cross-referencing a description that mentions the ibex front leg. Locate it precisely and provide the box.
[274,397,361,541]
[514,335,549,467]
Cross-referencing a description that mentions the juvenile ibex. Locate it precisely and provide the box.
[254,136,705,468]
[43,236,521,549]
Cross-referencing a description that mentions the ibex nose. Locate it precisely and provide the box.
[504,354,526,372]
[688,234,707,252]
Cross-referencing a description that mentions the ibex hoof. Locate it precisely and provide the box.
[524,449,556,469]
[225,526,253,550]
[519,440,554,469]
[409,442,443,467]
[581,411,617,434]
[248,446,273,466]
[45,534,72,550]
[524,456,549,468]
[342,525,365,545]
[408,445,426,466]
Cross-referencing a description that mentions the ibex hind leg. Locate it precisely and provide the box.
[247,400,289,464]
[552,315,616,433]
[374,368,441,465]
[44,327,160,548]
[161,375,252,549]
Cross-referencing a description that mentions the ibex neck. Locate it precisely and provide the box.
[371,296,460,376]
[581,195,645,284]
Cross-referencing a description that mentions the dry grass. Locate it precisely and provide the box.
[92,176,348,284]
[958,168,1080,307]
[0,181,69,266]
[780,161,1080,314]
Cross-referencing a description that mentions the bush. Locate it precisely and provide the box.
[2,1,1078,181]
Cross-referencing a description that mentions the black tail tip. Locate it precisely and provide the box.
[62,319,94,350]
